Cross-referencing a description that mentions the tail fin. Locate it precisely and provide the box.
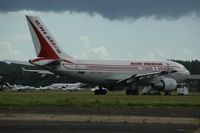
[26,15,74,62]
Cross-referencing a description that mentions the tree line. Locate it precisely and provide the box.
[171,60,200,75]
[0,61,73,87]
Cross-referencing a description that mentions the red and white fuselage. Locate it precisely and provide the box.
[26,15,190,92]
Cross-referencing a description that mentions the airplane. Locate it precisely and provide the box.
[12,84,35,91]
[8,15,191,95]
[37,85,55,91]
[0,76,14,90]
[37,82,86,91]
[61,82,86,91]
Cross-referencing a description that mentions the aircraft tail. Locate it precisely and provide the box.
[26,15,74,62]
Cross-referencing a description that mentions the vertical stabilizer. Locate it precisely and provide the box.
[26,15,74,62]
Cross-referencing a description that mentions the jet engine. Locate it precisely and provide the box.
[152,78,177,91]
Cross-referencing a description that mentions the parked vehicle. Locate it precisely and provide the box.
[177,83,189,96]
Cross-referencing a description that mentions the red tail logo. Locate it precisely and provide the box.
[27,17,60,59]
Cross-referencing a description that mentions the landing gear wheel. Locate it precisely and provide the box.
[94,88,107,95]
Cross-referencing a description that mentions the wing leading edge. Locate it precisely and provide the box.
[117,71,170,84]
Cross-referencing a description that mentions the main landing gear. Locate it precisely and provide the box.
[94,86,108,95]
[125,84,139,95]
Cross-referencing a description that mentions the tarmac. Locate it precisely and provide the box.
[0,107,199,133]
[0,120,199,133]
[0,106,200,117]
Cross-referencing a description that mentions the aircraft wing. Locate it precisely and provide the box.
[4,59,58,75]
[117,71,169,84]
[21,67,54,75]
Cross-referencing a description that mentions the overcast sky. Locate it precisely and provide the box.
[0,0,200,61]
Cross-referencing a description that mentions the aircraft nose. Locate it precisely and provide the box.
[185,69,190,76]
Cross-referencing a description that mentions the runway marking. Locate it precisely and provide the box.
[0,113,199,125]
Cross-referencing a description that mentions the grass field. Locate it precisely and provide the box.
[0,91,199,108]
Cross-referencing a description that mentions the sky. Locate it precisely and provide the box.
[0,0,200,61]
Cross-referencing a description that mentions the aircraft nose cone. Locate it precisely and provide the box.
[185,69,190,76]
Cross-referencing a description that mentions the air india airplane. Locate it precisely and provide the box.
[19,16,191,95]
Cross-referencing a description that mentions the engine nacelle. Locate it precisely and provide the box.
[152,78,177,91]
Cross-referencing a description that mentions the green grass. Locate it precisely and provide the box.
[0,91,199,108]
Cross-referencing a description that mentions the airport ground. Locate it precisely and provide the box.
[0,107,199,133]
[0,91,199,133]
[0,120,199,133]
